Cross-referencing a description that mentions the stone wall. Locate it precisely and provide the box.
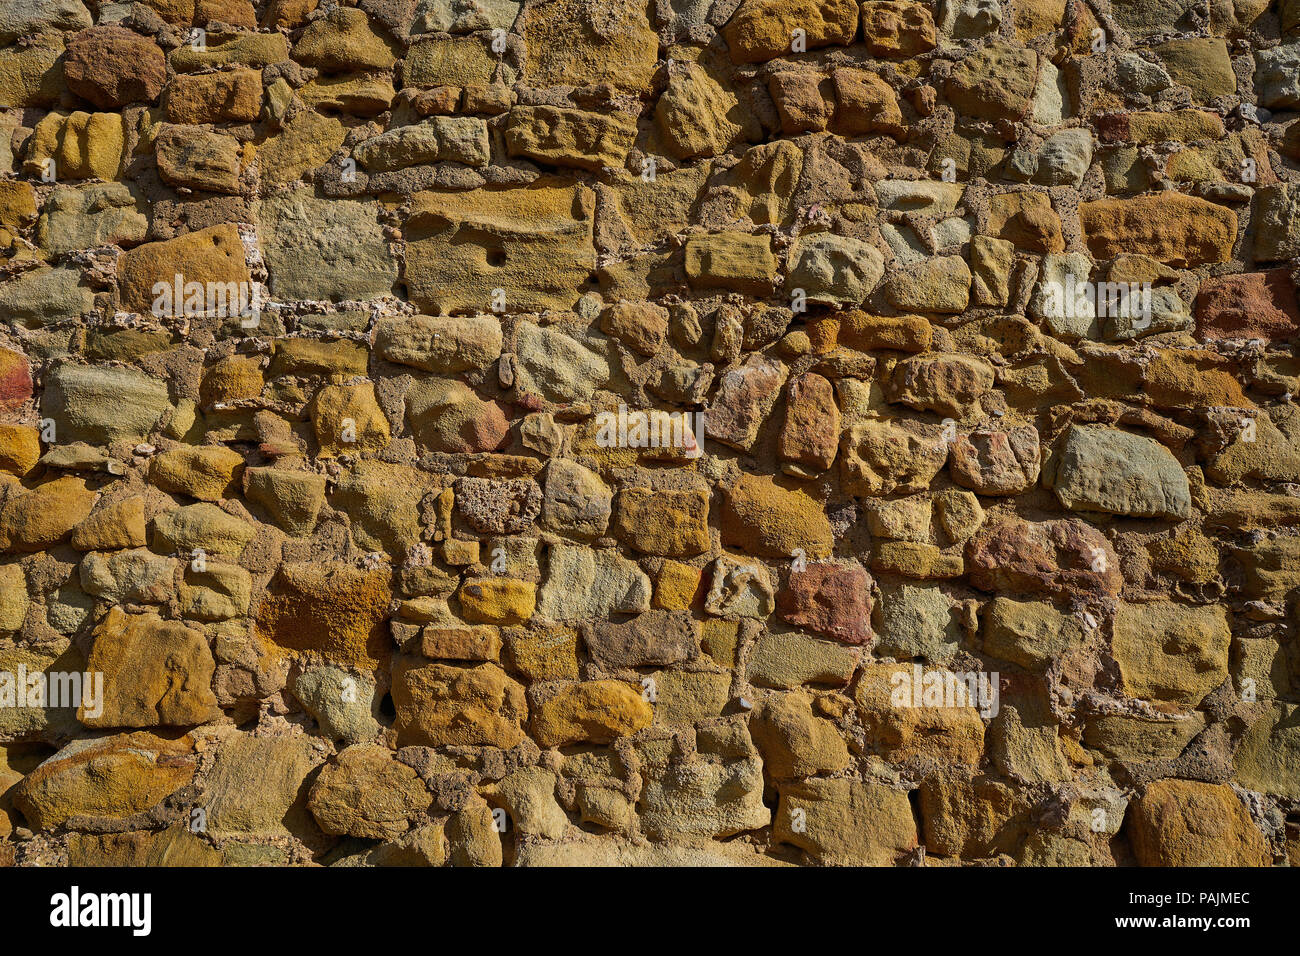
[0,0,1296,867]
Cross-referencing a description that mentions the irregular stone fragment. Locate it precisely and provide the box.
[723,0,859,64]
[532,680,653,747]
[293,6,396,71]
[703,353,787,451]
[885,353,993,418]
[205,733,322,837]
[505,106,637,171]
[406,185,594,315]
[685,233,778,295]
[774,777,918,866]
[260,190,397,301]
[1079,194,1236,266]
[840,419,947,497]
[948,425,1040,496]
[118,223,251,315]
[520,0,658,91]
[166,68,263,123]
[704,553,775,619]
[785,233,884,306]
[612,488,711,558]
[13,733,197,830]
[655,62,743,159]
[1129,780,1267,867]
[537,544,651,621]
[981,597,1082,670]
[966,517,1122,600]
[747,631,859,688]
[64,26,166,109]
[721,473,832,560]
[308,744,430,840]
[1112,602,1230,706]
[355,117,489,170]
[0,476,97,552]
[1046,425,1190,519]
[376,314,502,373]
[254,563,392,668]
[750,692,850,779]
[37,183,147,256]
[392,656,526,748]
[407,379,509,454]
[80,548,177,604]
[584,610,698,670]
[778,562,872,644]
[155,124,243,194]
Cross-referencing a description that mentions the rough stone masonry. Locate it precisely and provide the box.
[0,0,1295,868]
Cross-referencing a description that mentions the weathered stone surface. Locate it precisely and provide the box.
[1129,780,1268,867]
[1079,194,1236,266]
[505,106,636,172]
[777,562,872,644]
[774,777,918,865]
[885,353,993,417]
[521,0,657,90]
[541,459,611,538]
[855,663,987,767]
[703,353,787,451]
[751,692,850,778]
[613,488,711,557]
[685,233,778,295]
[948,425,1040,495]
[723,0,859,64]
[840,419,947,497]
[779,372,840,475]
[393,657,526,748]
[65,26,166,108]
[293,7,396,71]
[514,321,609,402]
[205,733,322,837]
[785,233,884,306]
[721,474,832,560]
[37,183,147,256]
[376,314,502,372]
[945,40,1039,121]
[260,190,397,301]
[355,117,489,170]
[254,563,392,668]
[118,223,251,314]
[532,680,652,747]
[0,0,92,42]
[967,517,1122,600]
[309,744,430,839]
[1196,270,1300,341]
[0,0,1290,871]
[583,610,698,670]
[14,733,196,830]
[155,125,243,194]
[981,598,1082,670]
[167,68,262,124]
[407,379,509,454]
[1047,425,1191,520]
[537,543,651,621]
[406,185,594,315]
[1113,602,1230,706]
[656,62,744,159]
